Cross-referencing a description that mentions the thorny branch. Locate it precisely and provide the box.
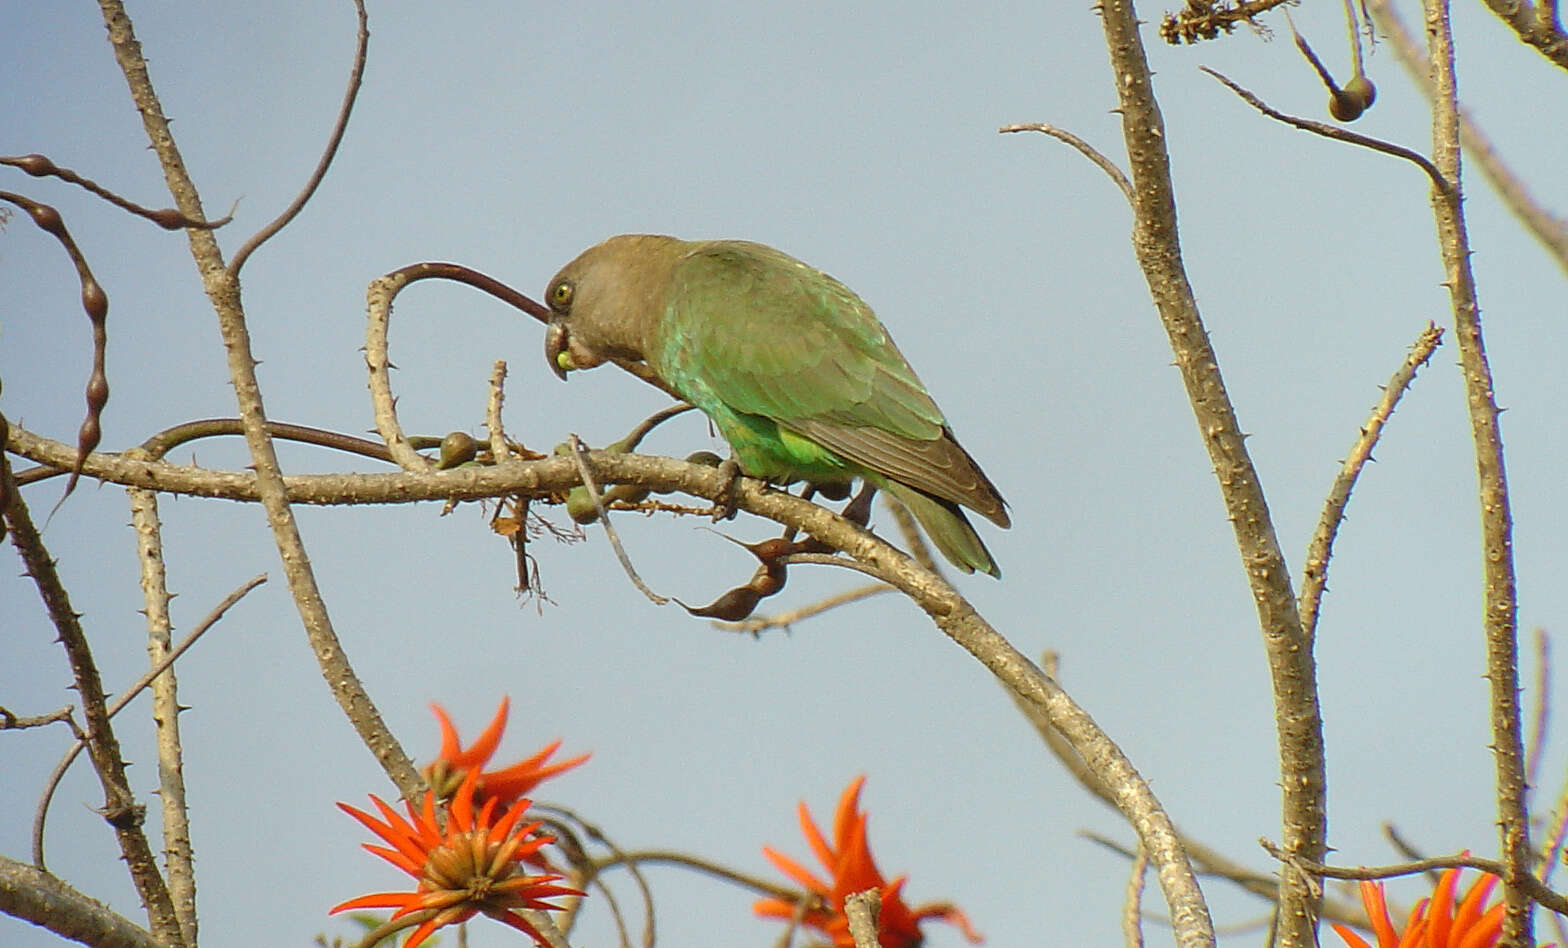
[2,458,183,945]
[1420,0,1533,943]
[1099,0,1318,942]
[1299,324,1444,640]
[97,0,421,800]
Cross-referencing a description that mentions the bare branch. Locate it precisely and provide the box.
[0,854,159,948]
[1123,843,1149,948]
[1420,0,1533,942]
[999,123,1134,204]
[97,0,421,800]
[226,0,369,277]
[1,153,231,229]
[846,888,882,948]
[567,434,669,606]
[127,484,192,944]
[0,705,75,731]
[1198,68,1448,190]
[1475,0,1568,71]
[1299,324,1444,640]
[1257,842,1568,916]
[33,574,266,871]
[1367,0,1568,277]
[1100,0,1317,942]
[2,460,182,944]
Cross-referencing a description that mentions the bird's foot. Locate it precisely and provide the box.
[840,482,877,527]
[712,456,742,522]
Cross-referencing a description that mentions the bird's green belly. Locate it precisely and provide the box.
[718,411,855,485]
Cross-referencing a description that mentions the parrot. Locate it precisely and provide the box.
[543,234,1009,577]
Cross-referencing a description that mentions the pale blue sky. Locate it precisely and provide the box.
[3,2,1566,947]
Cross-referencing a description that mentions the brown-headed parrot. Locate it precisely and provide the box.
[544,234,1009,577]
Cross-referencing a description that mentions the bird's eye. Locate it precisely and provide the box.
[551,281,573,310]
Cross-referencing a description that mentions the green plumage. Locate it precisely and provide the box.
[544,234,1008,577]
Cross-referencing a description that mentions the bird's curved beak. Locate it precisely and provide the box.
[545,321,570,381]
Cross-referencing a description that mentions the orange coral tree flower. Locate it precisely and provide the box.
[1331,863,1553,948]
[424,696,590,805]
[756,775,983,948]
[332,769,581,948]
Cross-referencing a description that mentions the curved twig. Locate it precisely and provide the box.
[567,434,668,606]
[99,0,421,800]
[1256,842,1568,916]
[6,417,1212,947]
[1,154,231,229]
[999,123,1135,205]
[1199,67,1450,191]
[226,0,368,278]
[32,575,267,870]
[1299,323,1443,640]
[1366,0,1568,277]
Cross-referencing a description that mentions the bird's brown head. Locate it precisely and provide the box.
[544,234,685,381]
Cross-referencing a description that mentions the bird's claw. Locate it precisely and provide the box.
[712,457,742,521]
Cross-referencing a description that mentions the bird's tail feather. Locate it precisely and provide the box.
[881,480,1001,578]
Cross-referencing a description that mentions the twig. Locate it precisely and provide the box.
[585,849,807,904]
[127,483,193,944]
[1475,0,1568,71]
[2,460,182,944]
[567,435,668,606]
[1199,67,1449,191]
[845,888,882,948]
[1256,842,1568,916]
[1124,843,1150,948]
[226,0,368,278]
[1101,1,1311,943]
[0,706,75,731]
[1299,323,1443,640]
[711,582,893,634]
[98,0,422,799]
[1421,1,1533,942]
[1527,627,1550,790]
[487,361,510,461]
[33,574,267,870]
[1081,830,1368,926]
[1366,0,1568,278]
[0,854,160,948]
[0,153,231,229]
[17,417,415,486]
[9,412,1212,948]
[1033,656,1367,926]
[999,123,1135,204]
[530,803,658,947]
[1538,764,1568,886]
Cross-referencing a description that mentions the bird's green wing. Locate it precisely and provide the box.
[656,240,1007,525]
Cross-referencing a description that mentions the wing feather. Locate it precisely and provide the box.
[658,240,1007,524]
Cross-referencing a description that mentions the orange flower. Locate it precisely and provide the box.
[424,697,589,805]
[756,775,982,948]
[1331,863,1552,948]
[332,770,581,948]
